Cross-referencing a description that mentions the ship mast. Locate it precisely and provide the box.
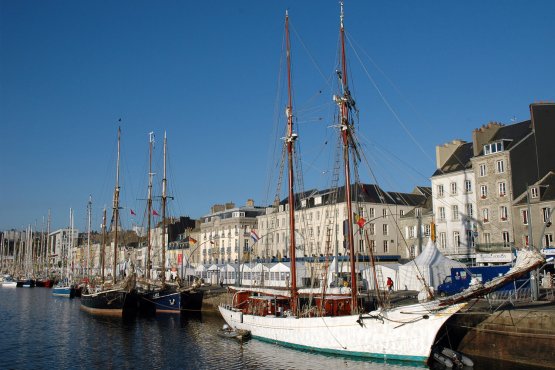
[101,206,107,283]
[112,126,121,285]
[87,195,92,279]
[161,131,167,286]
[336,1,358,312]
[146,132,154,281]
[285,10,299,313]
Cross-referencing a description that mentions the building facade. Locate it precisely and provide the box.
[199,200,265,265]
[256,184,429,261]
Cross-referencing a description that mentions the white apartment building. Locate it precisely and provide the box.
[199,200,265,265]
[256,184,428,261]
[432,140,477,260]
[48,228,79,269]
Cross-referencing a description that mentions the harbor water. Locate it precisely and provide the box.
[0,288,539,369]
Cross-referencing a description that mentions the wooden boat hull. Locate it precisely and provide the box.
[81,289,138,317]
[219,302,465,363]
[139,286,182,314]
[181,289,204,313]
[16,279,35,288]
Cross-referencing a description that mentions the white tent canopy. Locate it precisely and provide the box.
[363,263,401,291]
[398,238,466,291]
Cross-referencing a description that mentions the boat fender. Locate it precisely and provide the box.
[433,352,454,368]
[441,348,474,367]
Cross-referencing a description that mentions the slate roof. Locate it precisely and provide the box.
[432,142,473,176]
[489,120,533,151]
[514,171,555,205]
[280,183,427,209]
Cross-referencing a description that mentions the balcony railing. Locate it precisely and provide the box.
[475,242,513,253]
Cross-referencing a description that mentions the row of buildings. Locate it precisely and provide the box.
[2,103,554,276]
[197,102,555,267]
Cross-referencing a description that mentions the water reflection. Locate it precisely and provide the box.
[0,288,528,370]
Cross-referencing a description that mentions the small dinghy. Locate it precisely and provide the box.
[217,325,251,341]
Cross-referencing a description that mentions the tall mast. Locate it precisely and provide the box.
[161,131,167,286]
[112,126,121,285]
[101,206,107,283]
[146,132,154,281]
[285,10,299,313]
[46,209,51,277]
[337,1,358,311]
[87,195,92,278]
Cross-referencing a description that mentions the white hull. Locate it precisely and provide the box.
[219,302,465,362]
[1,281,17,288]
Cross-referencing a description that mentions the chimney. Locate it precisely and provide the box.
[435,139,466,169]
[246,199,255,207]
[472,122,503,156]
[211,204,225,214]
[225,202,235,210]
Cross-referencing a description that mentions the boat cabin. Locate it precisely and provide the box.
[314,296,351,316]
[234,292,291,317]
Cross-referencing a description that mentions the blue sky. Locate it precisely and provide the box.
[1,1,554,232]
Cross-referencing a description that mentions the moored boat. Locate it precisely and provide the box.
[219,5,545,364]
[1,275,17,288]
[80,126,137,318]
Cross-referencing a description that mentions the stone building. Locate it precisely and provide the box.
[256,184,428,261]
[199,200,265,265]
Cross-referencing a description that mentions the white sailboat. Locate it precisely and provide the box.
[219,4,544,363]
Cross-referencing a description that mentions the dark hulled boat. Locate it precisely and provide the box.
[81,126,138,318]
[81,285,138,317]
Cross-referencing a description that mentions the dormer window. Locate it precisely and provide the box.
[314,196,322,205]
[531,187,539,198]
[483,141,504,155]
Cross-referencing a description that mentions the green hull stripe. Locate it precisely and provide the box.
[251,335,428,366]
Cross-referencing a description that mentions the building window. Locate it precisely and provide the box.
[452,205,459,220]
[369,239,376,252]
[369,208,375,218]
[496,160,505,173]
[424,224,431,237]
[359,239,364,252]
[454,231,460,248]
[407,226,415,239]
[522,210,528,225]
[450,182,457,195]
[464,180,472,193]
[382,224,388,236]
[482,208,489,222]
[439,232,447,249]
[438,207,445,221]
[502,231,510,246]
[543,207,551,223]
[484,141,504,155]
[544,234,554,247]
[480,185,488,199]
[531,187,539,198]
[524,235,530,247]
[383,240,389,253]
[500,206,508,221]
[479,164,487,177]
[399,210,404,217]
[382,209,387,217]
[498,182,506,197]
[368,223,375,235]
[437,184,444,197]
[484,233,491,245]
[465,203,473,217]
